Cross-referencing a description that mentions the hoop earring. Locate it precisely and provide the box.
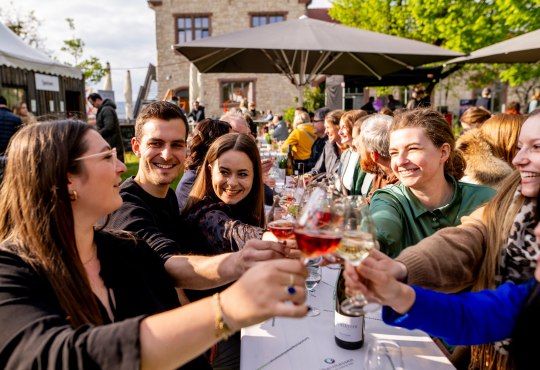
[69,190,78,201]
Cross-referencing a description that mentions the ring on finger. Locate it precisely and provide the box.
[286,274,296,295]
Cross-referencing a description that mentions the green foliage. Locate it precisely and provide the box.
[329,0,540,92]
[78,57,106,84]
[283,107,296,123]
[60,18,106,84]
[303,86,325,112]
[283,86,325,123]
[61,18,84,64]
[0,3,45,49]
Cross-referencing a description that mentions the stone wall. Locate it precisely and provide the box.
[149,0,308,117]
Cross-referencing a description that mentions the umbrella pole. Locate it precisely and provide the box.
[297,84,304,106]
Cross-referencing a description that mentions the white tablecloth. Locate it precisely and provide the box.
[241,266,455,370]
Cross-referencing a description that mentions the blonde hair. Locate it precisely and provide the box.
[479,113,524,165]
[476,171,522,291]
[293,111,310,128]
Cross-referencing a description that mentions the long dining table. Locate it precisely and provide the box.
[241,265,456,370]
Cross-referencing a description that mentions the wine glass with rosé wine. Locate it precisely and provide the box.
[294,186,344,261]
[292,185,343,317]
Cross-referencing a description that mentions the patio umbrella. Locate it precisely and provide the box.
[189,63,200,104]
[123,69,133,120]
[103,61,112,90]
[447,28,540,64]
[174,16,462,102]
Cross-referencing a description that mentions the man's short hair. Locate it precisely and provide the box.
[135,101,188,140]
[87,93,102,101]
[314,107,331,122]
[361,114,393,159]
[0,96,7,105]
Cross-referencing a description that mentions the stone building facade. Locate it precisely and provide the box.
[148,0,311,119]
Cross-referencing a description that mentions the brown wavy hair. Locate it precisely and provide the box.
[460,106,491,128]
[0,120,103,327]
[390,108,465,179]
[183,133,265,227]
[185,119,231,171]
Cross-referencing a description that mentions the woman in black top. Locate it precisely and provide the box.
[0,120,307,370]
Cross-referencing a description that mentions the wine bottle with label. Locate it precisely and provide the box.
[334,268,365,350]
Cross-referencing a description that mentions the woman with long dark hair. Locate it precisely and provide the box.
[0,121,307,370]
[182,133,266,256]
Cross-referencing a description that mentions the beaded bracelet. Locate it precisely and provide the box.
[213,293,232,340]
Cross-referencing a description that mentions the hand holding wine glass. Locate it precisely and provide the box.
[337,196,380,316]
[293,186,343,316]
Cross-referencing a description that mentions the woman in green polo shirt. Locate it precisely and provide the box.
[370,108,496,258]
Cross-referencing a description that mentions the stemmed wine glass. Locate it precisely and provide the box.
[364,339,405,370]
[337,195,380,315]
[304,259,322,316]
[294,186,343,260]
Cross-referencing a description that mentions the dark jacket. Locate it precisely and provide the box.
[306,135,327,172]
[0,106,22,155]
[188,106,205,122]
[96,99,124,161]
[308,139,340,180]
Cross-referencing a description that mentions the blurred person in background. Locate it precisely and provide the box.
[13,101,37,125]
[305,107,330,172]
[459,106,491,134]
[457,113,523,189]
[176,119,232,212]
[306,109,345,181]
[505,101,521,115]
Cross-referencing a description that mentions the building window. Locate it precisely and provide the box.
[251,14,285,27]
[177,15,210,43]
[220,80,255,111]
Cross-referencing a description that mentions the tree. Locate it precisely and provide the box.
[61,18,106,84]
[329,0,540,106]
[0,2,45,49]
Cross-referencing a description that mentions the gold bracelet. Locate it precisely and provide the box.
[213,293,232,340]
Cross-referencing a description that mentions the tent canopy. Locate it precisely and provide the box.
[0,21,82,79]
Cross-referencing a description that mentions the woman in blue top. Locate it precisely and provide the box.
[345,230,540,370]
[370,108,495,257]
[348,247,537,345]
[346,188,540,369]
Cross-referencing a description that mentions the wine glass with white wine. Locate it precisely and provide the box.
[336,196,380,316]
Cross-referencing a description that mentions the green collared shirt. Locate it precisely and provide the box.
[370,176,495,258]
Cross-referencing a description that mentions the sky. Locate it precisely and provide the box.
[2,0,332,103]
